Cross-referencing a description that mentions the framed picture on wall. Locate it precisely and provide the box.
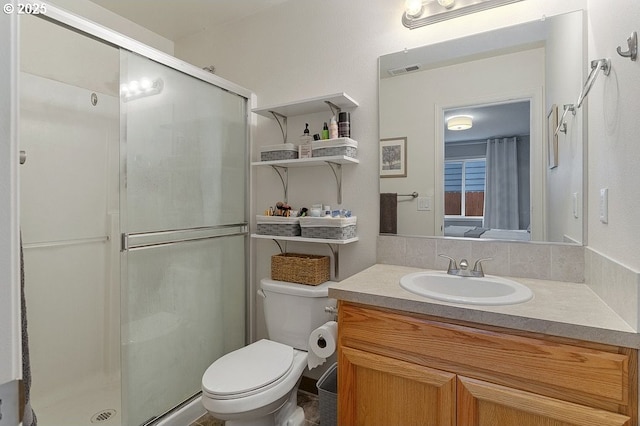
[380,137,407,178]
[547,105,559,169]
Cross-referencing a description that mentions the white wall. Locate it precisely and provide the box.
[545,11,585,243]
[586,0,640,271]
[379,47,545,237]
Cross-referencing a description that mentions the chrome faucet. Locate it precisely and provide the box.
[439,254,492,277]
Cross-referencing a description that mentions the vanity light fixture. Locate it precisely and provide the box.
[402,0,524,29]
[447,115,473,131]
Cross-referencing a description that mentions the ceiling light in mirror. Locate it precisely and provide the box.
[447,115,473,131]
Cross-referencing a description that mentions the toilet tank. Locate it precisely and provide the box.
[260,279,336,351]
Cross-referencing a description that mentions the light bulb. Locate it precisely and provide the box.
[437,0,455,9]
[140,78,152,90]
[404,0,423,18]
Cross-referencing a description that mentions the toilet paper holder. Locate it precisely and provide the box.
[324,306,338,315]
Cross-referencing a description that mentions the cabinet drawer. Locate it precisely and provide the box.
[339,303,636,411]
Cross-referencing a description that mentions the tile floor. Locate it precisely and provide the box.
[190,390,320,426]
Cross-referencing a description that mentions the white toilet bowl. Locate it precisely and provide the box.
[201,279,335,426]
[201,339,308,426]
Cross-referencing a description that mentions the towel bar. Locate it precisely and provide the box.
[398,192,419,199]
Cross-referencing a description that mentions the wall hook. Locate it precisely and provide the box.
[616,31,637,61]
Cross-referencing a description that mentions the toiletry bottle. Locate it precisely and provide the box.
[322,122,329,140]
[300,123,312,145]
[338,111,350,138]
[299,123,313,158]
[329,116,338,139]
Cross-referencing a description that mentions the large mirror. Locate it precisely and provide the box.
[379,11,585,244]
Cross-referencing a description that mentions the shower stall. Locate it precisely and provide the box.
[19,7,250,426]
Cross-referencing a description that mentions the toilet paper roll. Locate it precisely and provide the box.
[307,349,326,370]
[308,321,338,359]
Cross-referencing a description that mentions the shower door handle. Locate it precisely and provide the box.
[20,150,26,165]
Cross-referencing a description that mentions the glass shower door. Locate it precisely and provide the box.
[119,51,248,426]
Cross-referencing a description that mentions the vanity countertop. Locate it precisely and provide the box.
[329,264,640,348]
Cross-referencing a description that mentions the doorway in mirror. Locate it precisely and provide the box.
[443,101,531,242]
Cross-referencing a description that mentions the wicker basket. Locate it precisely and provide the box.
[299,216,357,240]
[271,253,330,285]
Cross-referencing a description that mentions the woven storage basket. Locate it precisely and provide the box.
[256,215,301,237]
[299,216,357,240]
[311,138,358,159]
[260,143,298,161]
[271,253,330,285]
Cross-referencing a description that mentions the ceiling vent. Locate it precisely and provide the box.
[387,64,422,76]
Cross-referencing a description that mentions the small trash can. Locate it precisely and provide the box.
[316,362,338,426]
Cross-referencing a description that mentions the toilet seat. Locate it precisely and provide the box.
[202,339,294,400]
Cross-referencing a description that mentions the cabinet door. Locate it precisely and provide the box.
[339,346,455,426]
[458,376,631,426]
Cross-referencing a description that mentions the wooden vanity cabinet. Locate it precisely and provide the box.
[337,302,637,426]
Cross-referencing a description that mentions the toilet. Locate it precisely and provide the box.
[201,278,336,426]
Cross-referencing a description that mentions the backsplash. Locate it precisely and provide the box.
[585,248,640,331]
[377,235,584,283]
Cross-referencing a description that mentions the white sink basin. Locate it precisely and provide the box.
[399,271,533,305]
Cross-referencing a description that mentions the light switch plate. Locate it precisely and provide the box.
[417,196,431,211]
[599,188,608,224]
[572,192,579,218]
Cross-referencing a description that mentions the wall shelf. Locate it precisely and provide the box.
[252,92,360,281]
[252,92,359,118]
[252,154,358,204]
[251,154,359,168]
[251,234,358,245]
[251,233,358,279]
[252,93,358,145]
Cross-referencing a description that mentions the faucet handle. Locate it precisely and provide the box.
[472,258,493,275]
[438,254,458,273]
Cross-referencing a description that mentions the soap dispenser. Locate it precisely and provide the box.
[299,123,313,158]
[300,123,312,144]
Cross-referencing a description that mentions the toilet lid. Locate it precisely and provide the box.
[202,339,294,397]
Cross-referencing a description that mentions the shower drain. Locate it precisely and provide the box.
[91,409,117,423]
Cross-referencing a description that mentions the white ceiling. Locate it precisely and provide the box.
[88,0,291,41]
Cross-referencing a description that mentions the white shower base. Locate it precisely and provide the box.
[34,375,121,426]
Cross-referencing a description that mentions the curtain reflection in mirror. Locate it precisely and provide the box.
[484,137,519,229]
